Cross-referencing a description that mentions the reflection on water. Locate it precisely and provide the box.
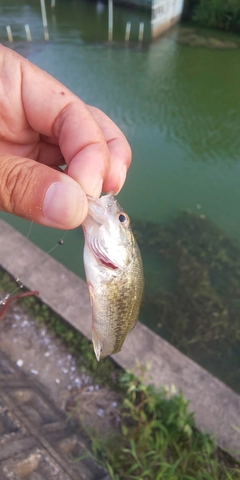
[1,0,240,392]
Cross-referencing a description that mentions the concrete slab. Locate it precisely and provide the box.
[0,219,239,457]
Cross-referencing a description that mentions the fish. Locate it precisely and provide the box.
[82,193,144,361]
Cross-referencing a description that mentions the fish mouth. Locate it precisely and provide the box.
[86,193,117,219]
[98,258,118,270]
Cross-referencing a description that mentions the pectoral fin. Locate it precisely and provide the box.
[92,326,103,361]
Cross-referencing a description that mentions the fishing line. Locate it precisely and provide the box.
[0,225,68,304]
[13,230,68,285]
[0,152,70,306]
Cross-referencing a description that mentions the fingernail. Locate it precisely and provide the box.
[115,165,127,194]
[43,182,85,227]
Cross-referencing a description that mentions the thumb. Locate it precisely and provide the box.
[0,154,88,229]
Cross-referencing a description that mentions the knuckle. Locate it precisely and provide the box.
[1,158,33,214]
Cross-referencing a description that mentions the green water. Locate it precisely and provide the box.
[1,0,240,391]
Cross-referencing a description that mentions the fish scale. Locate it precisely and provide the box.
[82,193,144,360]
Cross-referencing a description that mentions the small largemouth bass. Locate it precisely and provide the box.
[82,193,144,361]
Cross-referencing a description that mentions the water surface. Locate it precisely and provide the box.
[1,0,240,391]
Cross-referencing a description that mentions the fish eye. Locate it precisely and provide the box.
[118,212,130,227]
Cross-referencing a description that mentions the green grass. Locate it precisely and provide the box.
[0,267,240,479]
[85,370,240,479]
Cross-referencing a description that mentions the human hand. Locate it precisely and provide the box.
[0,45,131,229]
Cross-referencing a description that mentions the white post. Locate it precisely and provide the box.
[138,22,144,42]
[108,0,113,42]
[40,0,49,41]
[25,24,32,41]
[169,0,174,24]
[51,0,56,7]
[6,25,13,43]
[125,22,131,43]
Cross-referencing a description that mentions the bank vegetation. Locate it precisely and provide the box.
[1,269,240,479]
[184,0,240,33]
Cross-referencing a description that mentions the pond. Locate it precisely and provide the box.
[1,0,240,392]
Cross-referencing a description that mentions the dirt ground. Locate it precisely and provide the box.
[0,297,122,438]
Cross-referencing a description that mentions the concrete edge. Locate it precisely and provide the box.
[0,219,239,457]
[151,14,181,39]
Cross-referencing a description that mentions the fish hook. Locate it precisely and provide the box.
[0,291,39,319]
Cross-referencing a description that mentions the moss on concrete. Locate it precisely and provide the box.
[132,211,240,393]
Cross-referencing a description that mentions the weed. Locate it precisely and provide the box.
[86,370,240,479]
[0,267,239,479]
[132,211,240,393]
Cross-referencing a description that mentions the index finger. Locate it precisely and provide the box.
[12,49,130,197]
[88,106,132,194]
[17,52,109,197]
